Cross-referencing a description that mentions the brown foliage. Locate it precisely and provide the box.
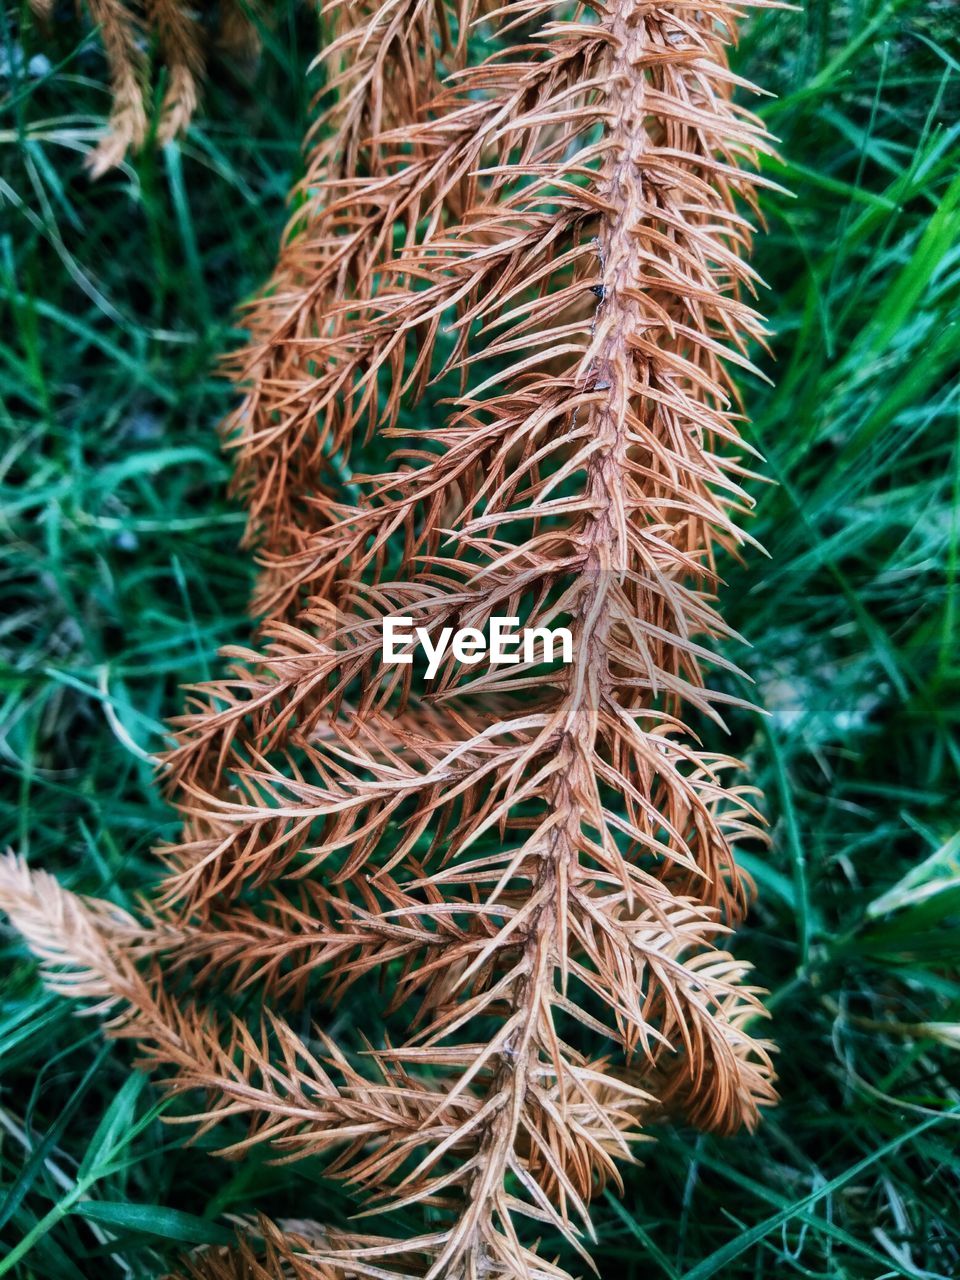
[224,0,493,602]
[26,0,251,175]
[1,2,780,1276]
[165,1217,347,1280]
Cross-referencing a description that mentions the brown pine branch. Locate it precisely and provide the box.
[158,4,777,1271]
[2,2,782,1276]
[84,0,151,177]
[143,9,780,1275]
[225,0,490,603]
[146,0,205,146]
[0,856,593,1277]
[167,1215,418,1280]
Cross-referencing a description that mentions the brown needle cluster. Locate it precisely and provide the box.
[224,0,497,607]
[1,2,780,1277]
[26,0,259,175]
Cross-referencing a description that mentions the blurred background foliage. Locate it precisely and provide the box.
[1,0,959,1275]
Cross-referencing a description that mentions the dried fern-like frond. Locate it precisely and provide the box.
[146,0,205,146]
[84,0,151,177]
[147,1,779,1272]
[1,856,617,1279]
[0,851,153,1013]
[2,1,782,1275]
[224,0,490,603]
[25,0,207,174]
[167,1216,357,1280]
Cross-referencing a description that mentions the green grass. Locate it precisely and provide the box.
[1,0,959,1276]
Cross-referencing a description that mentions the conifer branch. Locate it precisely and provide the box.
[84,0,151,177]
[225,0,488,603]
[2,2,781,1275]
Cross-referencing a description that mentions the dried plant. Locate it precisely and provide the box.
[2,1,781,1276]
[224,0,491,604]
[145,0,205,145]
[165,1217,348,1280]
[81,0,153,175]
[25,0,256,175]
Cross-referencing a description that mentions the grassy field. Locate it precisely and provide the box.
[1,0,959,1276]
